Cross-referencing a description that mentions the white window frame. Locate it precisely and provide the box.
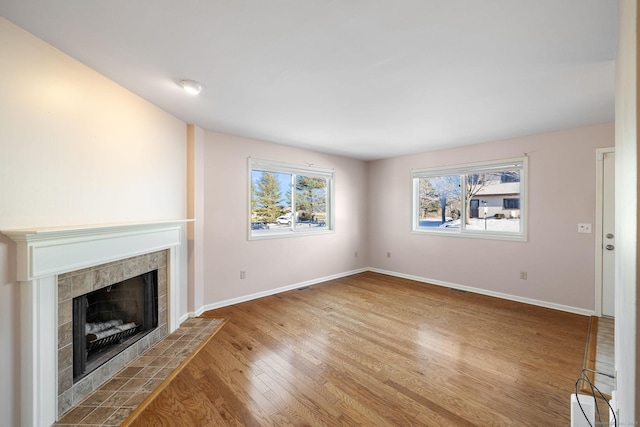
[411,156,528,241]
[248,158,335,240]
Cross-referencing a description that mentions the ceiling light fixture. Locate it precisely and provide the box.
[179,79,205,95]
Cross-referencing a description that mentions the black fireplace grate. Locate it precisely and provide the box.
[86,325,141,352]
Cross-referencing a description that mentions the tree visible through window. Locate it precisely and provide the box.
[249,159,334,238]
[252,172,283,224]
[412,157,527,240]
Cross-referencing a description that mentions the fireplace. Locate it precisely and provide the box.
[1,220,188,427]
[57,250,169,417]
[72,270,159,382]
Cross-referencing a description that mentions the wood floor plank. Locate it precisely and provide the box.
[131,272,589,426]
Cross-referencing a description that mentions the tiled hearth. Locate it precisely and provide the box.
[57,250,169,417]
[54,316,224,426]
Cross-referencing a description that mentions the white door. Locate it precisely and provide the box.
[602,152,615,317]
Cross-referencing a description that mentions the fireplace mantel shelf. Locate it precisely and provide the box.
[2,219,192,281]
[2,219,193,241]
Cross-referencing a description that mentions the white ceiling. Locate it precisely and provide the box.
[0,1,618,160]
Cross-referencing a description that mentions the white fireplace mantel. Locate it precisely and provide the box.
[2,220,190,427]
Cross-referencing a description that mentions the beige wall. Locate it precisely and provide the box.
[201,131,369,305]
[368,123,614,312]
[0,17,188,425]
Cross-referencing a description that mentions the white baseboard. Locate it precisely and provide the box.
[178,312,190,324]
[197,268,369,314]
[188,267,593,318]
[369,268,595,316]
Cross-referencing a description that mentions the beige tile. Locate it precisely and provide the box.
[58,321,73,349]
[98,376,129,392]
[58,299,72,325]
[80,406,117,424]
[79,390,115,407]
[122,392,149,408]
[71,270,93,298]
[58,344,72,372]
[115,366,143,378]
[129,355,155,367]
[109,261,125,284]
[93,267,111,290]
[104,407,134,426]
[135,366,161,379]
[158,309,167,327]
[123,257,141,279]
[154,367,176,379]
[58,366,73,395]
[164,358,183,369]
[91,363,112,389]
[57,388,73,418]
[58,276,72,302]
[149,356,174,367]
[72,376,95,405]
[142,378,164,392]
[120,377,149,392]
[108,351,126,373]
[101,391,135,407]
[142,347,165,357]
[56,405,95,424]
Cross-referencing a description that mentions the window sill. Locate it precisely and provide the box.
[249,228,335,240]
[411,228,527,242]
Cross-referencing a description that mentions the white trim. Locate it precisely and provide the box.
[412,156,526,177]
[594,147,615,317]
[2,220,191,281]
[249,228,336,240]
[21,276,58,427]
[369,268,594,316]
[410,228,527,242]
[199,268,368,312]
[411,156,528,242]
[249,157,334,177]
[193,267,591,318]
[248,157,335,240]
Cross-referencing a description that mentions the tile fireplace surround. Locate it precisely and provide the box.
[2,220,189,427]
[57,250,169,416]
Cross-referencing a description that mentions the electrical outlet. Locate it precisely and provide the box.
[578,223,592,234]
[387,251,391,258]
[520,271,527,280]
[240,271,246,279]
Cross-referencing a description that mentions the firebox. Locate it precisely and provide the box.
[72,270,158,382]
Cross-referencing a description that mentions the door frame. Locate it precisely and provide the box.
[594,147,615,317]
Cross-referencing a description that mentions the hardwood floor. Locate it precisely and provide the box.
[129,272,589,426]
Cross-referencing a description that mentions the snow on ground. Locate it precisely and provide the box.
[421,217,520,232]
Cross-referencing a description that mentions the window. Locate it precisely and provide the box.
[412,157,527,240]
[500,172,520,183]
[249,158,334,239]
[503,198,520,209]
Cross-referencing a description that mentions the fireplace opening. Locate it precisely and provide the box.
[72,270,158,383]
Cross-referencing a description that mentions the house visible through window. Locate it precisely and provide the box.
[412,157,527,241]
[249,158,334,239]
[503,198,520,210]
